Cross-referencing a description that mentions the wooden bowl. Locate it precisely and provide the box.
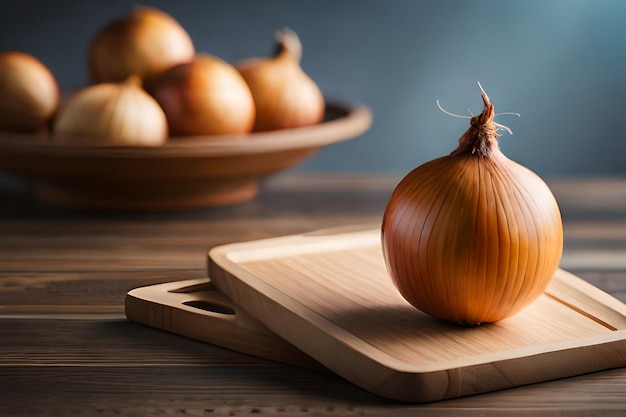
[0,102,371,211]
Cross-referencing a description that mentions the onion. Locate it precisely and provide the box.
[381,84,563,325]
[145,54,255,136]
[0,51,59,133]
[88,6,195,83]
[236,28,325,132]
[53,76,168,146]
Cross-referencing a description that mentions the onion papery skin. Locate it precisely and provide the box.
[88,7,195,84]
[236,29,325,132]
[381,101,563,325]
[145,54,255,136]
[0,51,59,133]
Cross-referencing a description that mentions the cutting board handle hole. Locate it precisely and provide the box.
[183,300,235,316]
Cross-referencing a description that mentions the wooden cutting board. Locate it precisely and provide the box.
[207,227,626,403]
[125,278,324,370]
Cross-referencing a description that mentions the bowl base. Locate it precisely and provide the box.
[35,180,259,212]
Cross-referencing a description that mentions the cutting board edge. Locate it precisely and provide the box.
[208,227,381,265]
[208,251,626,402]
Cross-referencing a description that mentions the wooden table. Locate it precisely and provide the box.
[1,173,626,416]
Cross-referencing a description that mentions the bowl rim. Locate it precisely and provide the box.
[0,101,372,159]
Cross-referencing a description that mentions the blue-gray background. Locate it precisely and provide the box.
[1,0,625,178]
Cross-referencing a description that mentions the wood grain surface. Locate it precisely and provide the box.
[2,173,626,415]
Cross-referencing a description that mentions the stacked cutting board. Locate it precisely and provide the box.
[125,226,626,403]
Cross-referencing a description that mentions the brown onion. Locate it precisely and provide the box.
[0,51,59,133]
[236,28,325,132]
[145,54,255,136]
[381,85,563,325]
[88,6,195,83]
